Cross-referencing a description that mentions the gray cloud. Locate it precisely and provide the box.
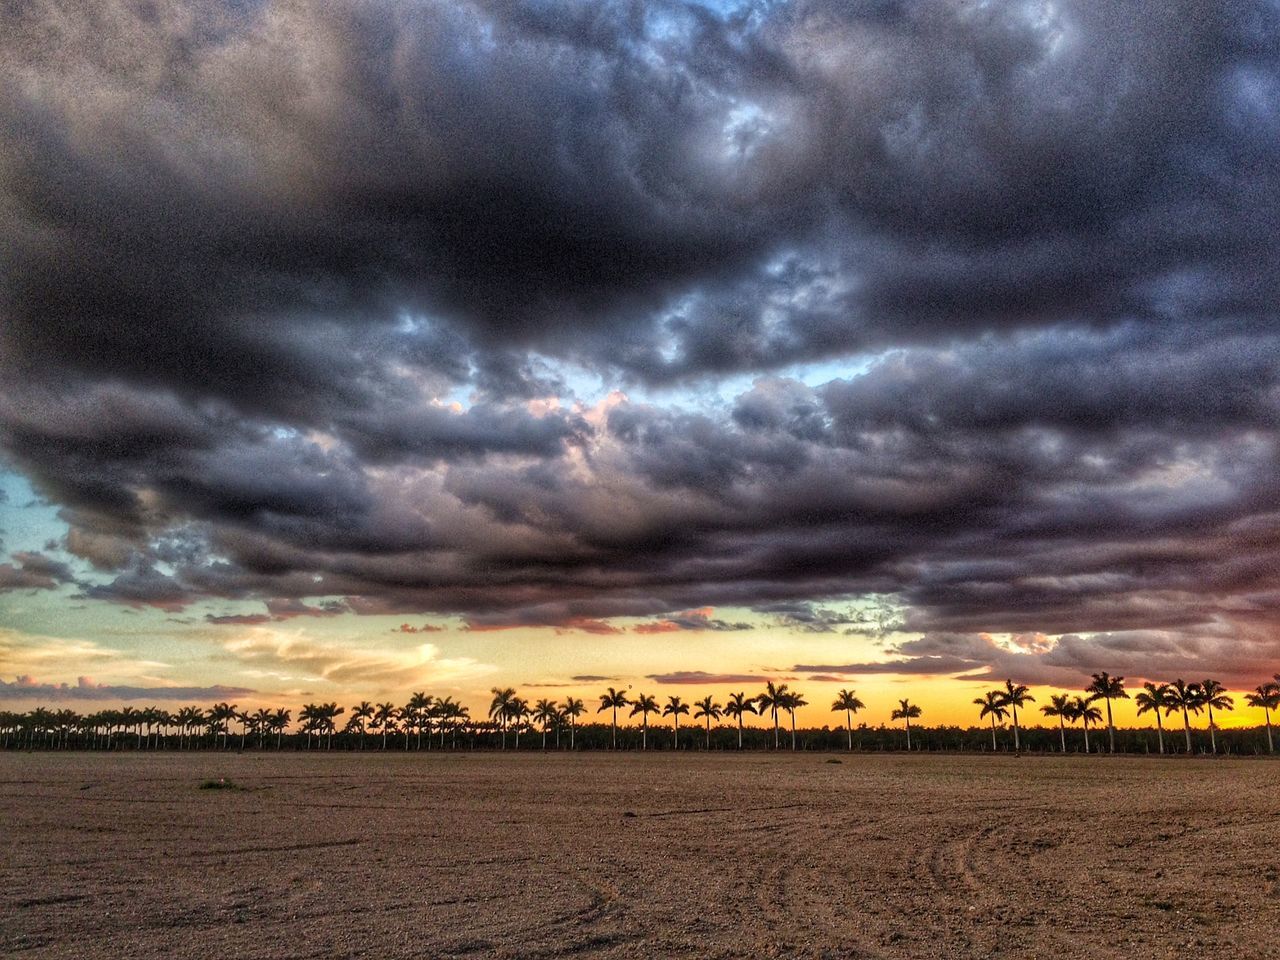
[0,675,255,702]
[0,0,1277,681]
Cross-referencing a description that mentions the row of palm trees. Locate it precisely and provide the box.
[4,674,1277,754]
[972,673,1279,755]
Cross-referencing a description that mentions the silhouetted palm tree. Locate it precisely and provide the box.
[597,688,628,750]
[434,697,462,748]
[756,682,789,749]
[723,692,756,749]
[350,701,374,749]
[251,708,273,748]
[176,706,205,750]
[1134,682,1172,755]
[1197,679,1233,754]
[373,702,398,749]
[997,680,1034,753]
[489,687,516,749]
[630,693,658,750]
[507,697,531,749]
[831,689,865,751]
[1085,672,1128,753]
[1040,693,1072,752]
[1245,682,1279,754]
[781,691,807,750]
[270,708,291,749]
[693,696,721,750]
[1070,695,1102,754]
[533,698,559,750]
[975,691,1008,751]
[298,703,319,749]
[1165,679,1203,754]
[562,697,585,750]
[208,702,237,750]
[891,699,922,751]
[662,696,689,749]
[406,692,433,750]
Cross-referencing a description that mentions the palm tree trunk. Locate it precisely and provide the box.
[905,718,911,751]
[1207,704,1216,754]
[846,710,852,751]
[642,717,647,750]
[611,707,617,750]
[1058,717,1065,753]
[1266,709,1274,754]
[1156,713,1164,754]
[1183,707,1192,753]
[1105,696,1115,753]
[674,715,679,750]
[706,717,711,750]
[737,717,743,749]
[790,712,796,750]
[990,715,997,751]
[1012,705,1020,753]
[772,710,779,750]
[570,719,575,750]
[1083,721,1090,754]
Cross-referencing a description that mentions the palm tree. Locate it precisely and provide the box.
[1070,695,1102,754]
[830,689,865,751]
[270,708,291,749]
[597,688,629,750]
[975,691,1008,751]
[781,690,807,750]
[533,699,559,750]
[1244,683,1279,754]
[298,703,319,749]
[756,682,789,749]
[208,702,237,749]
[662,696,690,749]
[1040,693,1072,752]
[723,692,756,749]
[997,680,1034,753]
[562,697,585,750]
[1197,679,1233,754]
[406,692,433,750]
[176,706,206,750]
[233,709,251,750]
[251,708,273,748]
[349,701,374,749]
[891,699,922,751]
[630,693,658,750]
[1085,672,1128,753]
[316,703,343,748]
[693,696,722,750]
[507,697,531,749]
[434,697,461,748]
[489,687,516,749]
[373,702,398,749]
[1134,682,1172,754]
[1164,680,1203,754]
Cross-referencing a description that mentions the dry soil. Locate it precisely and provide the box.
[1,751,1276,958]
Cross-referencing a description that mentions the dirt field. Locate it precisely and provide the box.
[1,752,1276,959]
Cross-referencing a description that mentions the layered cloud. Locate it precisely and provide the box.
[1,0,1278,683]
[0,676,254,702]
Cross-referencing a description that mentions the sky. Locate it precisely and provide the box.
[1,0,1279,729]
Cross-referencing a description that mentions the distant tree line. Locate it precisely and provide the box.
[3,673,1277,755]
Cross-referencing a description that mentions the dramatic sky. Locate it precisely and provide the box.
[2,0,1278,726]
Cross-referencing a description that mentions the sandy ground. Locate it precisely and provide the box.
[1,751,1276,959]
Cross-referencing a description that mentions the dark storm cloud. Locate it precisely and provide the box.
[1,0,1279,679]
[0,552,75,593]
